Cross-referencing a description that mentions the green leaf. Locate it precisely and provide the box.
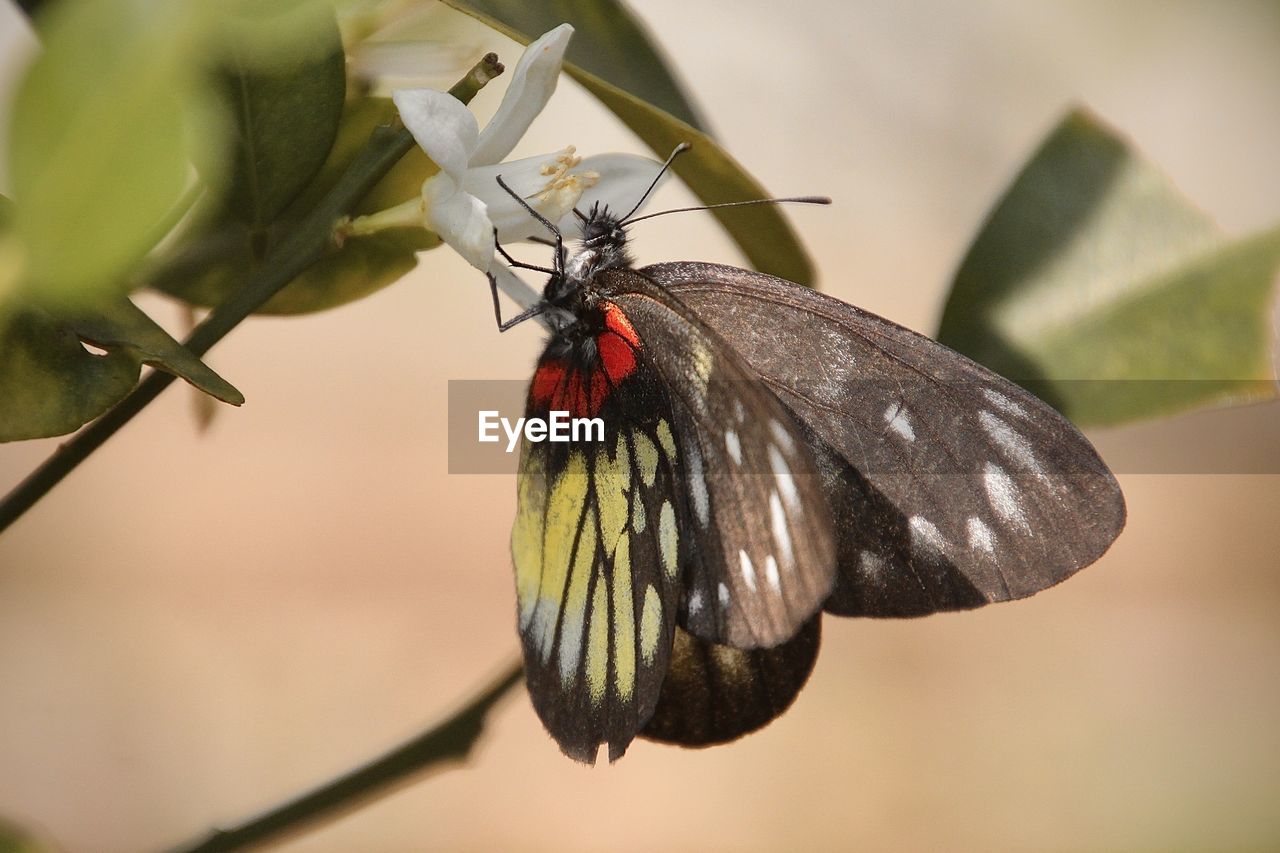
[0,307,141,442]
[70,298,244,404]
[440,0,819,285]
[8,0,345,309]
[260,228,440,314]
[937,108,1280,427]
[150,212,440,317]
[0,292,242,442]
[0,817,55,853]
[217,12,347,226]
[8,0,209,308]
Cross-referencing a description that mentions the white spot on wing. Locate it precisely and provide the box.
[983,462,1030,531]
[739,549,757,592]
[688,589,703,615]
[765,555,781,592]
[884,402,916,442]
[859,550,885,579]
[978,411,1047,481]
[769,419,796,454]
[531,606,556,663]
[686,442,710,527]
[718,582,730,608]
[983,387,1031,419]
[967,516,996,553]
[733,399,746,422]
[769,491,794,566]
[558,612,583,683]
[909,515,946,555]
[725,429,743,465]
[768,444,800,509]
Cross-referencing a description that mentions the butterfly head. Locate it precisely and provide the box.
[570,202,634,278]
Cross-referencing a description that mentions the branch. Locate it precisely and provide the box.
[0,54,504,536]
[169,659,524,853]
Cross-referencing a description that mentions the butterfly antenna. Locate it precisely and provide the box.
[623,195,832,226]
[619,142,692,224]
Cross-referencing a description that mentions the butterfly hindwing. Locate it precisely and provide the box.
[512,346,684,762]
[647,261,1126,617]
[602,271,838,649]
[641,617,821,748]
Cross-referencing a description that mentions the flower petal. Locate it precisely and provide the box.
[392,88,478,184]
[469,24,573,167]
[422,174,495,271]
[464,149,593,241]
[558,153,666,237]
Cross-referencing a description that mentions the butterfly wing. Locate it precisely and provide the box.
[642,617,821,747]
[512,342,685,763]
[602,270,838,648]
[645,261,1126,617]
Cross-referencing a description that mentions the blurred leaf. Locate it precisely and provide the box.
[217,11,347,226]
[937,109,1280,426]
[440,0,819,285]
[8,0,346,309]
[280,95,436,221]
[0,817,56,853]
[70,297,243,404]
[150,213,440,315]
[151,94,441,315]
[9,0,208,308]
[0,307,141,442]
[0,195,21,316]
[261,227,440,313]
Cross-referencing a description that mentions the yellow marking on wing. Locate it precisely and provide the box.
[611,533,636,701]
[557,505,597,685]
[586,581,609,704]
[594,445,628,556]
[710,643,751,686]
[639,584,662,665]
[656,419,676,460]
[691,340,713,390]
[614,431,631,490]
[631,498,646,534]
[535,452,588,661]
[658,500,678,579]
[512,447,547,629]
[633,431,658,487]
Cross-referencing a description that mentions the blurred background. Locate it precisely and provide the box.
[2,0,1279,850]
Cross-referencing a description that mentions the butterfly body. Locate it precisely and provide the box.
[504,202,1125,764]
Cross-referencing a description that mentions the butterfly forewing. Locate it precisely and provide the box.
[647,261,1126,617]
[512,339,685,762]
[603,270,838,648]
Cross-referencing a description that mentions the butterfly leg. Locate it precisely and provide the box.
[495,174,565,275]
[495,237,557,276]
[486,271,546,332]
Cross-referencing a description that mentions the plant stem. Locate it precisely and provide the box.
[169,660,524,853]
[0,54,504,536]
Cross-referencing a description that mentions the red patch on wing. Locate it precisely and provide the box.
[531,361,565,410]
[530,303,643,417]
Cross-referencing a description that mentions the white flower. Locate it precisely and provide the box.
[349,24,664,307]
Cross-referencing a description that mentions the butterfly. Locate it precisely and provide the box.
[488,148,1126,764]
